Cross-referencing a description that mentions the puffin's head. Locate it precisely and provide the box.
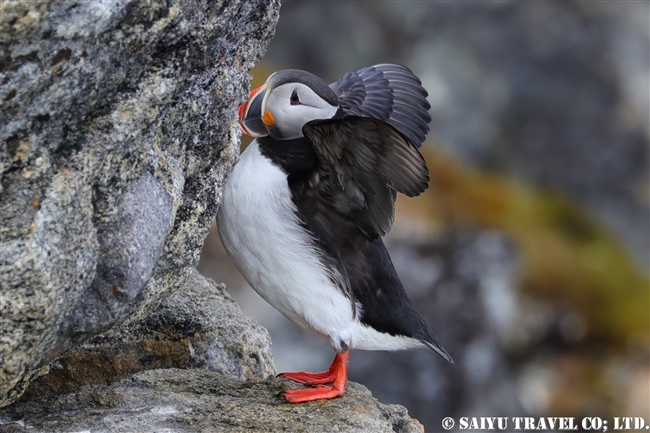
[239,70,339,140]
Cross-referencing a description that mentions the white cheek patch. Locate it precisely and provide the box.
[267,83,338,139]
[276,104,307,138]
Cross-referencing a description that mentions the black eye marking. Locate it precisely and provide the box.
[290,89,301,105]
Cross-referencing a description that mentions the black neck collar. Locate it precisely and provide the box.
[257,136,317,185]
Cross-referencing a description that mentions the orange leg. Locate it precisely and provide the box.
[280,350,350,403]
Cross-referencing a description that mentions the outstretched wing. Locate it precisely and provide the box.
[329,63,431,147]
[301,117,429,240]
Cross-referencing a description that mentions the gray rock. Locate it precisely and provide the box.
[0,369,424,433]
[18,270,275,399]
[60,172,174,350]
[0,0,280,407]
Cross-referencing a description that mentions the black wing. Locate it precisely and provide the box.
[329,63,432,147]
[293,119,449,361]
[302,117,429,240]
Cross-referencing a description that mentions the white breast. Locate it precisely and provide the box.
[217,140,355,351]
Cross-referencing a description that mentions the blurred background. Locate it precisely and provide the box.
[199,2,649,431]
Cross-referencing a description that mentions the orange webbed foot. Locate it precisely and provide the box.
[279,369,337,385]
[282,384,345,403]
[280,350,350,403]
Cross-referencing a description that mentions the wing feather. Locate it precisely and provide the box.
[302,117,429,239]
[330,63,432,147]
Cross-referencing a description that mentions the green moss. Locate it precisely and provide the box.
[398,147,649,347]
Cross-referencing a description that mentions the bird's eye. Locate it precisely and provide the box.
[290,89,301,105]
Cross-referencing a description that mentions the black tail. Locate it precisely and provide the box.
[423,338,454,364]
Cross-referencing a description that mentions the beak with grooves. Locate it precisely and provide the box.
[238,83,270,137]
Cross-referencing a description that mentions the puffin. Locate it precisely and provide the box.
[217,63,453,403]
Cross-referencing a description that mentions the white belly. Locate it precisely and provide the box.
[217,141,355,351]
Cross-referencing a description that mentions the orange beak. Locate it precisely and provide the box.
[238,83,270,137]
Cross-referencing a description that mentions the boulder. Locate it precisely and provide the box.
[0,0,280,407]
[17,270,276,399]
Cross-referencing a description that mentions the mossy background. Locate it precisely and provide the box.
[410,146,648,347]
[399,147,649,416]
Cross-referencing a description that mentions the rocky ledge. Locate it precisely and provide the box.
[0,269,425,432]
[0,369,423,433]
